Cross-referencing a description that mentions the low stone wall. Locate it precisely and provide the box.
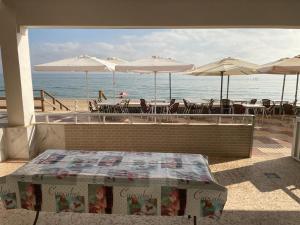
[35,123,254,158]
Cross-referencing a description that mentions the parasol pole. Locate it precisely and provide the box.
[226,75,230,99]
[154,71,157,114]
[85,71,89,100]
[113,70,116,103]
[295,73,299,105]
[169,72,172,101]
[280,74,286,113]
[220,71,224,113]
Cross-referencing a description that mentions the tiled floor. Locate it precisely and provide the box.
[0,118,299,225]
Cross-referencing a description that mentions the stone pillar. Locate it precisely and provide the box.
[1,26,35,126]
[0,5,36,160]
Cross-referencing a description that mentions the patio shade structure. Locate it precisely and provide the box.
[34,55,114,100]
[115,56,194,113]
[188,57,258,104]
[258,55,300,105]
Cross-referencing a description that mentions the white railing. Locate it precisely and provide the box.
[35,112,255,125]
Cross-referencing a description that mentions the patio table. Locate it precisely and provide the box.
[0,149,227,224]
[242,103,265,122]
[150,102,170,113]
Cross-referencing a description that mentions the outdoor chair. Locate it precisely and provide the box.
[88,100,98,112]
[115,100,130,113]
[169,102,180,114]
[247,99,257,114]
[183,99,191,113]
[207,99,216,114]
[92,100,102,112]
[140,99,151,113]
[221,99,232,114]
[121,99,130,113]
[202,99,215,114]
[166,102,180,122]
[200,104,209,114]
[262,99,272,108]
[262,99,275,118]
[233,104,245,114]
[169,99,176,106]
[195,103,205,114]
[232,103,246,122]
[183,99,197,114]
[281,103,296,120]
[265,105,275,118]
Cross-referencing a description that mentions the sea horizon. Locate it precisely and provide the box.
[0,72,299,102]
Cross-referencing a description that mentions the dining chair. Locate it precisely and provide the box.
[232,104,246,114]
[169,99,176,106]
[262,99,271,107]
[262,99,275,118]
[169,102,180,114]
[140,99,151,113]
[183,99,191,114]
[250,99,257,104]
[232,103,246,122]
[281,103,296,120]
[207,99,215,114]
[221,99,232,114]
[88,100,98,112]
[183,99,199,114]
[247,99,257,114]
[122,99,130,113]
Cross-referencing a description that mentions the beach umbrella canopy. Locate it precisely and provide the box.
[258,56,300,74]
[105,57,128,65]
[34,55,114,100]
[188,57,258,103]
[35,55,114,72]
[116,56,194,113]
[258,55,300,104]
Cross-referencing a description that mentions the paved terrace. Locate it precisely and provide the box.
[0,118,299,225]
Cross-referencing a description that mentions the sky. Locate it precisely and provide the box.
[2,28,300,69]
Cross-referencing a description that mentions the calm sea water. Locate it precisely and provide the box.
[0,72,299,102]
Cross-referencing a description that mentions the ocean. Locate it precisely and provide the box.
[0,72,299,102]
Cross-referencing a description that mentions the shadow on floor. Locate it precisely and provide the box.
[215,210,300,225]
[2,209,299,225]
[212,156,300,204]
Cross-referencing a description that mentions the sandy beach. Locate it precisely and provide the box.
[0,98,89,112]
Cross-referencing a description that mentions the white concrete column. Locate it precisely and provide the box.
[0,5,36,161]
[1,26,35,126]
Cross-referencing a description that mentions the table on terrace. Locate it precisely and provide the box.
[242,103,266,122]
[0,149,227,225]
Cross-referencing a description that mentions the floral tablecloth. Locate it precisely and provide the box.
[0,149,227,219]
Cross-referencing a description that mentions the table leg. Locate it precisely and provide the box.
[33,184,42,225]
[194,216,197,225]
[33,211,40,225]
[188,215,197,225]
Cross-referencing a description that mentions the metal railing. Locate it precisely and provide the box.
[0,89,70,111]
[35,112,255,125]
